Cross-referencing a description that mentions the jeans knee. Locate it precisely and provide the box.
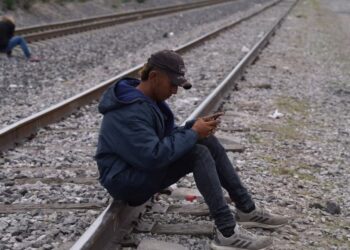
[200,135,225,154]
[11,36,24,44]
[193,144,211,157]
[191,144,216,171]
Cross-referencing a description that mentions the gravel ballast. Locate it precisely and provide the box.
[0,0,273,129]
[1,0,198,27]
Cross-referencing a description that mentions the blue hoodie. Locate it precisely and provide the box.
[95,78,198,197]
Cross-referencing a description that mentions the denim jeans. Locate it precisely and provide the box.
[6,36,31,58]
[113,135,255,233]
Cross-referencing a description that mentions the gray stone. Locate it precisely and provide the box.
[309,203,324,210]
[63,217,77,225]
[137,239,188,250]
[4,181,15,187]
[325,201,341,215]
[0,221,9,231]
[43,244,53,250]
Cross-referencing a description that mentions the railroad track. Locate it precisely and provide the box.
[1,0,271,132]
[0,0,297,249]
[15,0,232,43]
[0,0,283,152]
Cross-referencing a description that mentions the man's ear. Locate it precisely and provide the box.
[148,70,158,82]
[148,70,159,89]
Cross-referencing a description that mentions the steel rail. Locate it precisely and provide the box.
[15,0,232,43]
[70,1,298,249]
[0,0,283,152]
[186,1,299,121]
[71,200,151,250]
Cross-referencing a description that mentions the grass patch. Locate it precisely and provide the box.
[271,166,316,181]
[268,161,317,182]
[4,0,15,10]
[263,95,309,140]
[275,96,309,116]
[248,133,262,144]
[262,155,278,164]
[274,125,298,140]
[273,118,304,140]
[323,235,349,247]
[297,172,316,181]
[2,0,118,10]
[309,0,320,10]
[271,166,295,176]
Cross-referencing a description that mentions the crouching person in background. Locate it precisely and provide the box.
[0,15,40,62]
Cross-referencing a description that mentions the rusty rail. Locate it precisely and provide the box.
[16,0,233,42]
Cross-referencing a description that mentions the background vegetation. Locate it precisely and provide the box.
[2,0,146,11]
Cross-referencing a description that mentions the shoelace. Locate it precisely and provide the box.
[254,206,271,219]
[239,226,256,239]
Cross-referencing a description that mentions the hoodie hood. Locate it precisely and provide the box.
[98,77,152,114]
[98,77,175,136]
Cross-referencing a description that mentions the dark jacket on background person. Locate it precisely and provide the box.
[95,77,198,200]
[0,20,15,51]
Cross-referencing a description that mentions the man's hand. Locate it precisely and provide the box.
[202,112,224,122]
[192,118,219,139]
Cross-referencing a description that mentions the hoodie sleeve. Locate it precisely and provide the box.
[99,104,198,172]
[172,119,196,134]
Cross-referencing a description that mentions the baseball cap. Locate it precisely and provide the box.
[148,50,192,90]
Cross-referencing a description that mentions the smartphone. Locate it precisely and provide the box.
[204,112,224,121]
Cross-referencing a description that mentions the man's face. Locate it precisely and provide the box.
[151,70,178,101]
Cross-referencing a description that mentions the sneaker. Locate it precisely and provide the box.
[210,225,272,250]
[6,50,12,58]
[236,206,288,229]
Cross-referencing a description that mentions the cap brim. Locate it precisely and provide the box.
[168,72,192,90]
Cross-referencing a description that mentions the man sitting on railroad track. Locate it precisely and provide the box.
[95,50,288,250]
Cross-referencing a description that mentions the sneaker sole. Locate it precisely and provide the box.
[238,221,286,229]
[210,241,271,250]
[210,242,248,250]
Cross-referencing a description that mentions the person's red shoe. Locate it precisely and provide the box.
[29,56,41,62]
